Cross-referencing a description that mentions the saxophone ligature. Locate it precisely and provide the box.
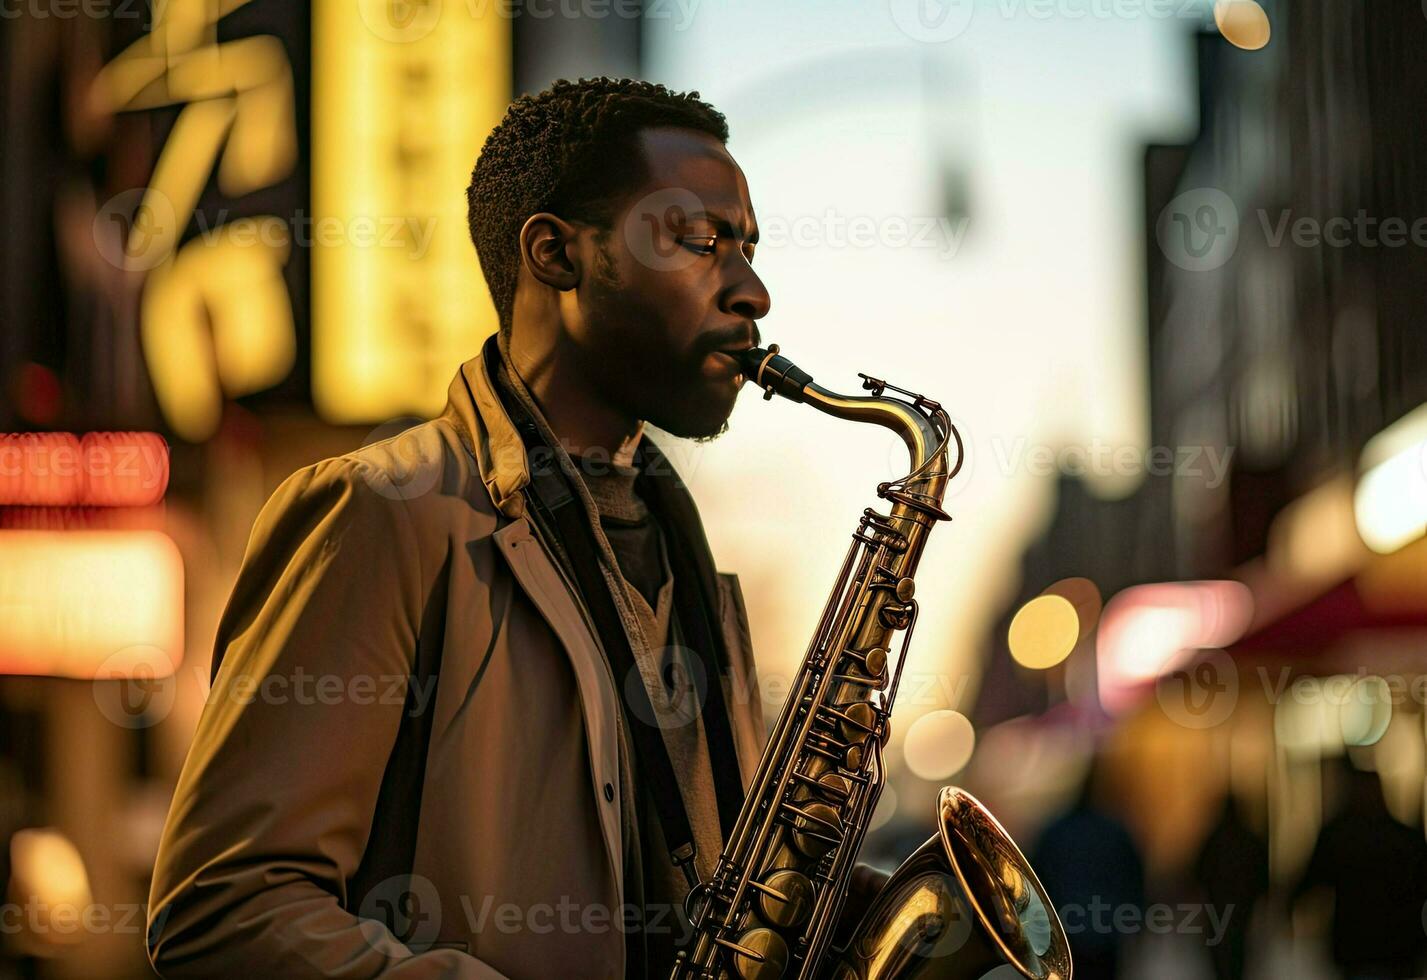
[670,345,1072,980]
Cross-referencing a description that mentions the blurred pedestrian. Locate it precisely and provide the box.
[1031,759,1146,980]
[1291,760,1427,980]
[1192,793,1269,980]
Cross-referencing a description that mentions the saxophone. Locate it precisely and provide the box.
[670,346,1072,980]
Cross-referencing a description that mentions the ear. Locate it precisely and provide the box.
[518,212,582,290]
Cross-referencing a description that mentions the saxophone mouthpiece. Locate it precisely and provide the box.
[740,344,815,403]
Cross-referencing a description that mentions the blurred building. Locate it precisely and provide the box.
[976,3,1427,975]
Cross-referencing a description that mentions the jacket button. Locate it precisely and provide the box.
[603,782,615,802]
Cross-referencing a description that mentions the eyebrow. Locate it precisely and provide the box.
[688,210,759,245]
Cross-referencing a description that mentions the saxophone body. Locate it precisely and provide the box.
[670,346,1071,980]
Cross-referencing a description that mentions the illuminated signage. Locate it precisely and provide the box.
[92,0,298,441]
[0,531,184,679]
[0,432,169,507]
[312,0,509,422]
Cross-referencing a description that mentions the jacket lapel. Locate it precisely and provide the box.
[491,518,624,909]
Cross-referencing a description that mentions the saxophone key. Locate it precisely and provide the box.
[752,868,814,930]
[782,800,843,858]
[721,927,789,980]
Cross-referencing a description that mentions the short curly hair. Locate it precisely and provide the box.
[466,78,729,332]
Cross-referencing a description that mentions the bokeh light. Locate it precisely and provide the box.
[1008,594,1079,670]
[1214,1,1272,51]
[903,709,976,782]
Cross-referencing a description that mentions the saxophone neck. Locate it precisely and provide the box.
[740,345,959,518]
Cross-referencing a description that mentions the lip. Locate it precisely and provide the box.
[703,349,747,381]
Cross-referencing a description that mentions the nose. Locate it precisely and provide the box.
[719,258,771,322]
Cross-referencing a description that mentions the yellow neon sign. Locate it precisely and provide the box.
[92,0,297,442]
[312,0,509,422]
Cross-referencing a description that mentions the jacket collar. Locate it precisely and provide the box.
[442,333,701,523]
[442,333,531,519]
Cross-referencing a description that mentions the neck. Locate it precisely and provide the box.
[504,326,644,466]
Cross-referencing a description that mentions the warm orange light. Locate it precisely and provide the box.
[81,431,170,506]
[1214,1,1271,51]
[0,432,169,506]
[0,433,82,506]
[7,828,93,948]
[0,531,183,678]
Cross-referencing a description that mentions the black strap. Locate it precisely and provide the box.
[485,338,744,882]
[520,428,702,880]
[635,448,746,846]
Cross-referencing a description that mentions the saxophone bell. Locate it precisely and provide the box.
[826,787,1071,980]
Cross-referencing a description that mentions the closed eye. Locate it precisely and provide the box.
[682,235,719,254]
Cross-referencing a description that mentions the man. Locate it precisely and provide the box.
[147,78,772,978]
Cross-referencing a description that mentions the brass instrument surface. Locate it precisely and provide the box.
[670,346,1070,980]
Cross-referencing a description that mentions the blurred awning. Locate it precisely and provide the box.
[1233,535,1427,656]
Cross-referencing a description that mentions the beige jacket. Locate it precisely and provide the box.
[146,345,768,978]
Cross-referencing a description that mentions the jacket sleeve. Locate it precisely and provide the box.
[147,457,507,979]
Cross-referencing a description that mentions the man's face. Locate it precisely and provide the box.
[569,127,770,439]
